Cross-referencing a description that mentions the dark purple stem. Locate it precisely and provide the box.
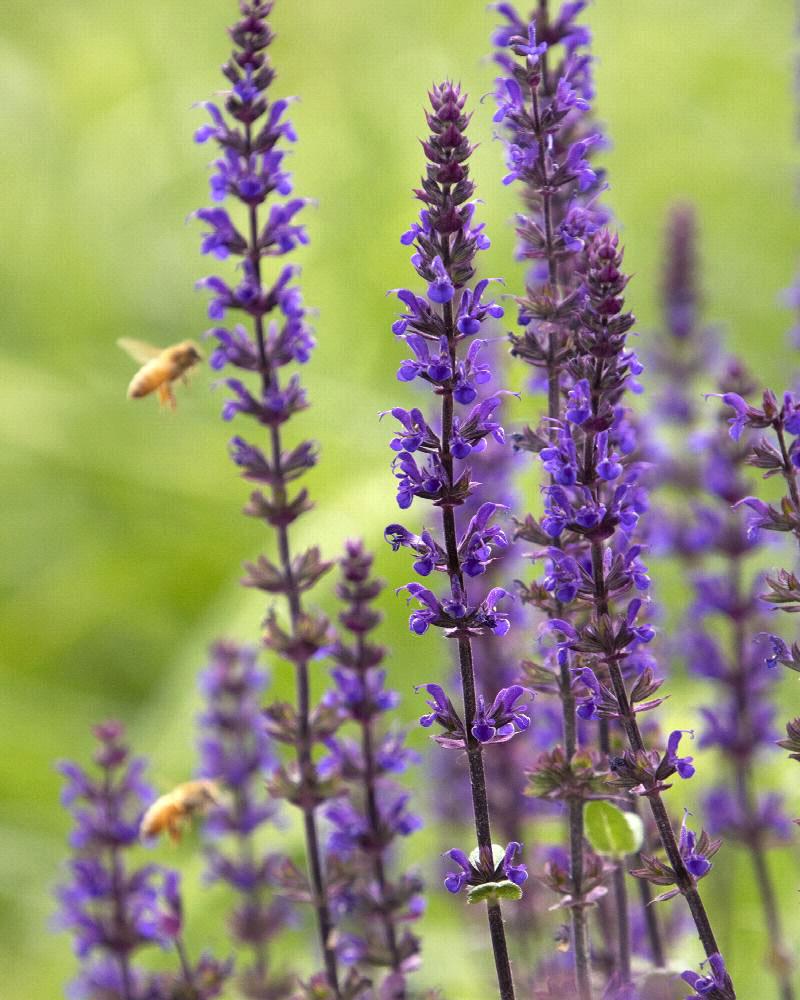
[233,787,268,982]
[440,272,515,1000]
[109,848,133,1000]
[611,864,630,984]
[589,540,727,973]
[356,633,404,982]
[729,558,794,1000]
[528,57,593,999]
[244,129,341,998]
[175,937,198,998]
[637,876,666,967]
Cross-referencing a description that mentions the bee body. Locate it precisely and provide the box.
[140,778,220,843]
[119,339,202,410]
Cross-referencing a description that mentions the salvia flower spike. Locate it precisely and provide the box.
[197,641,292,997]
[194,2,342,992]
[322,540,424,994]
[491,3,608,995]
[56,723,230,1000]
[536,227,736,994]
[385,80,518,1000]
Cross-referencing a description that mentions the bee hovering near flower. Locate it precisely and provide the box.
[140,779,220,843]
[118,338,203,410]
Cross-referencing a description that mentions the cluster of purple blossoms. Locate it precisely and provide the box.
[646,206,720,431]
[385,79,522,998]
[649,209,793,866]
[491,21,733,979]
[320,541,424,994]
[685,377,791,842]
[197,641,292,999]
[193,3,345,994]
[56,723,230,1000]
[491,6,680,997]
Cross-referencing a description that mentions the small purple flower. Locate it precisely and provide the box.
[427,255,455,304]
[511,22,548,64]
[416,683,463,733]
[471,685,534,743]
[575,667,603,720]
[444,841,528,895]
[758,632,794,670]
[565,378,592,424]
[541,548,585,603]
[665,730,696,779]
[681,953,731,999]
[679,813,713,879]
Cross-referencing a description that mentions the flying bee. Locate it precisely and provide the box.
[118,338,203,410]
[140,779,221,843]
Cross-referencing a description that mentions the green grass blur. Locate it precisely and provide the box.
[1,0,798,996]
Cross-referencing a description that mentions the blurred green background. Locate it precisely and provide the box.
[1,0,798,996]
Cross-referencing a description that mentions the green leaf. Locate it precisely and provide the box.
[585,801,644,856]
[466,880,523,905]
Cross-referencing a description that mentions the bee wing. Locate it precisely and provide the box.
[117,338,163,364]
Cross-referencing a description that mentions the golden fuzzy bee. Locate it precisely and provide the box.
[118,338,203,410]
[140,779,220,843]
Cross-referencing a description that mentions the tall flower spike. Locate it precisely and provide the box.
[194,4,342,993]
[694,378,794,1000]
[385,81,519,1000]
[491,5,619,996]
[537,229,736,996]
[197,641,293,998]
[56,723,230,1000]
[647,205,719,428]
[322,540,424,994]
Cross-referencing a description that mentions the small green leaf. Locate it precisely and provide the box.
[493,880,524,902]
[585,801,644,856]
[466,880,523,905]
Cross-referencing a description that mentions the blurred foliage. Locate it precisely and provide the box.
[1,0,798,997]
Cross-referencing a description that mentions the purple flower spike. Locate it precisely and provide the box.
[324,541,423,987]
[192,3,346,991]
[55,724,225,998]
[384,79,518,988]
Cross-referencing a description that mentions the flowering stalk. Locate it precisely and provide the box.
[198,641,292,998]
[491,4,609,994]
[691,392,795,1000]
[539,231,735,998]
[385,82,525,1000]
[646,206,719,434]
[712,387,800,805]
[321,540,423,995]
[56,723,229,1000]
[194,3,341,992]
[648,208,794,999]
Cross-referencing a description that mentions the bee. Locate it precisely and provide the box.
[118,338,203,410]
[140,779,221,843]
